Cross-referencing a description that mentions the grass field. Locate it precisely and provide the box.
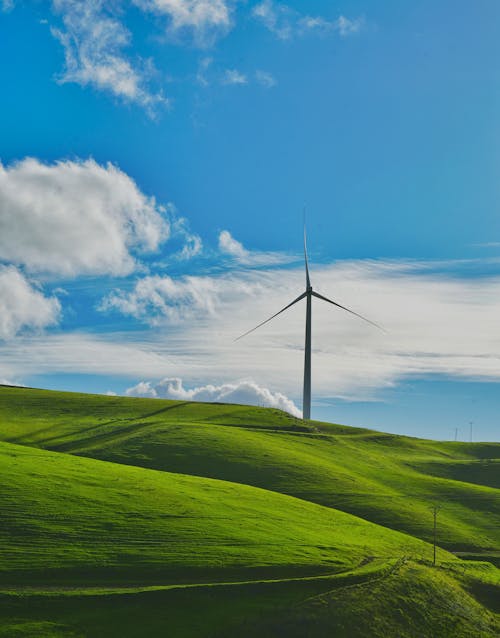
[0,385,498,637]
[1,386,498,552]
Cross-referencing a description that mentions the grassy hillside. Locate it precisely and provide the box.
[0,440,436,586]
[1,386,498,553]
[0,386,499,637]
[0,561,498,638]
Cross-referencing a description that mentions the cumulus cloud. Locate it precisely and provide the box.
[126,376,301,417]
[51,0,167,112]
[252,0,362,40]
[0,266,60,339]
[0,157,170,277]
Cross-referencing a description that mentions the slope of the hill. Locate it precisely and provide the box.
[0,386,499,637]
[0,440,437,586]
[0,561,498,638]
[1,386,498,554]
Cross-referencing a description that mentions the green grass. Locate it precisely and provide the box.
[1,386,498,553]
[0,440,437,586]
[245,561,500,638]
[0,385,498,637]
[0,561,498,638]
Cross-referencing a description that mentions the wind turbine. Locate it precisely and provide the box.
[236,228,381,420]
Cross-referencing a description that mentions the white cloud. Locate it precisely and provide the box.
[101,232,294,323]
[253,1,362,40]
[169,215,203,260]
[335,15,363,37]
[298,15,362,37]
[0,379,25,386]
[126,376,301,417]
[255,70,276,88]
[99,274,219,324]
[252,0,293,39]
[0,266,60,339]
[196,56,213,86]
[221,69,247,85]
[1,0,14,12]
[218,229,247,259]
[51,0,167,112]
[3,260,500,410]
[97,259,500,403]
[218,230,293,266]
[133,0,231,44]
[0,157,170,277]
[49,0,234,108]
[178,233,203,259]
[50,0,231,109]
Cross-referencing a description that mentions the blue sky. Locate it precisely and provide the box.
[0,0,499,440]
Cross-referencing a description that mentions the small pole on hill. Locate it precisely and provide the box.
[430,505,441,566]
[454,427,458,442]
[469,421,473,443]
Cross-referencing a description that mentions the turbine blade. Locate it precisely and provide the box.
[311,291,384,331]
[304,221,311,289]
[235,292,307,341]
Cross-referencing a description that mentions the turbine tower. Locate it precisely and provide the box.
[236,228,381,420]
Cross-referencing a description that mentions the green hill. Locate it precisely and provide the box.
[0,440,432,586]
[0,385,498,637]
[1,386,498,553]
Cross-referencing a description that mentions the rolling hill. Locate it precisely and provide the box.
[0,385,498,637]
[1,386,498,553]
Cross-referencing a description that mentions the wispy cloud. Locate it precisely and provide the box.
[99,274,220,324]
[252,0,293,40]
[126,376,301,417]
[92,259,500,404]
[3,256,500,407]
[49,0,232,112]
[132,0,232,45]
[196,56,213,86]
[1,0,14,12]
[335,15,363,37]
[218,230,293,266]
[169,213,203,260]
[252,0,362,40]
[51,0,168,114]
[255,70,276,88]
[221,69,247,85]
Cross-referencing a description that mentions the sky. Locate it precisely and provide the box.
[0,0,499,441]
